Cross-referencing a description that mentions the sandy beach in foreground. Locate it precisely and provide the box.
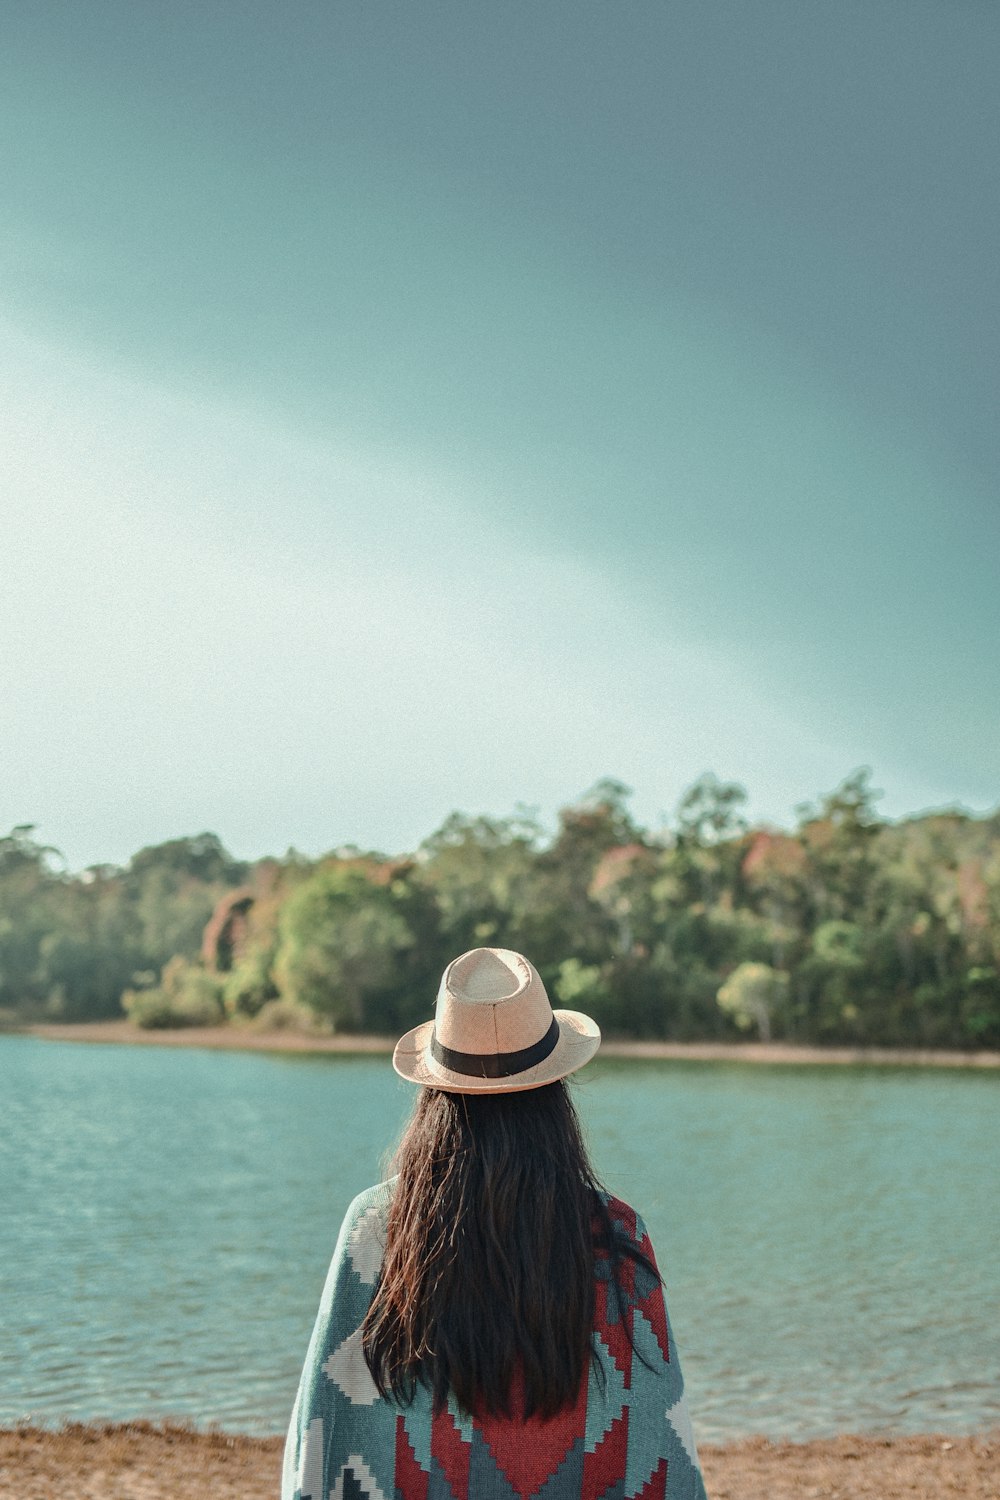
[1,1425,995,1499]
[20,1019,1000,1067]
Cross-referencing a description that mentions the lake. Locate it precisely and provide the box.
[2,1035,997,1443]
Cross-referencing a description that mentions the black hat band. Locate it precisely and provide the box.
[430,1015,560,1079]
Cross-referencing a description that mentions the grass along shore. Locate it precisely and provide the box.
[19,1018,1000,1067]
[0,1424,995,1500]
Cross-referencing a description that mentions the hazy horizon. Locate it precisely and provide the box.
[9,768,999,877]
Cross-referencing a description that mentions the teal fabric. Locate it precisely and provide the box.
[282,1181,707,1500]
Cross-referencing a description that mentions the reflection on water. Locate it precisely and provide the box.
[2,1037,997,1439]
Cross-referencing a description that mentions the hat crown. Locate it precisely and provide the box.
[435,947,552,1054]
[447,947,529,1003]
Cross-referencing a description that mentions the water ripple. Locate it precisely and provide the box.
[3,1036,998,1439]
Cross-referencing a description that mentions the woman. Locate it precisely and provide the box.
[283,947,707,1500]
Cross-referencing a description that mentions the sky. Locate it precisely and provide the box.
[2,1,998,870]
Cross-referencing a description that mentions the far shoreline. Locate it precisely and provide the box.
[16,1019,1000,1068]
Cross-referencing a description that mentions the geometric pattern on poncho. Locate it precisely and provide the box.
[282,1182,707,1500]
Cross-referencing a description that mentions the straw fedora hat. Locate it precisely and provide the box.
[393,947,601,1094]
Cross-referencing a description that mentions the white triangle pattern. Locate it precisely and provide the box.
[665,1395,700,1467]
[329,1454,388,1500]
[347,1206,386,1286]
[323,1327,381,1406]
[295,1415,324,1500]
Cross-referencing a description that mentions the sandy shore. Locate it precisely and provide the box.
[20,1019,1000,1067]
[1,1424,995,1499]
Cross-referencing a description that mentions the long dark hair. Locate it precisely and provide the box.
[362,1080,655,1421]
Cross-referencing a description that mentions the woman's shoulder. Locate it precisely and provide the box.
[344,1176,396,1222]
[594,1187,653,1247]
[339,1177,396,1250]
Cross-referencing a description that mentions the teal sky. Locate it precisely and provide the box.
[2,2,998,869]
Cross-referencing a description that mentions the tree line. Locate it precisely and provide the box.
[2,771,999,1047]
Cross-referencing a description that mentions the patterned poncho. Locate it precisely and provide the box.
[282,1181,707,1500]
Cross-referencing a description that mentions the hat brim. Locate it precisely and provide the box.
[392,1009,601,1094]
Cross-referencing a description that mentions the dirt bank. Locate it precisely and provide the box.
[0,1424,995,1499]
[21,1019,1000,1067]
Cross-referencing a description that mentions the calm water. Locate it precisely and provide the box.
[1,1036,997,1442]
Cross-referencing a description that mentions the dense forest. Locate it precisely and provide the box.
[3,771,999,1047]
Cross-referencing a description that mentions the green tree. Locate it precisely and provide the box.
[717,961,788,1042]
[525,781,644,973]
[672,774,749,906]
[796,769,883,923]
[742,831,809,971]
[124,833,248,971]
[417,810,540,956]
[123,954,224,1028]
[799,920,866,1038]
[677,774,749,848]
[274,863,417,1029]
[0,827,59,1013]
